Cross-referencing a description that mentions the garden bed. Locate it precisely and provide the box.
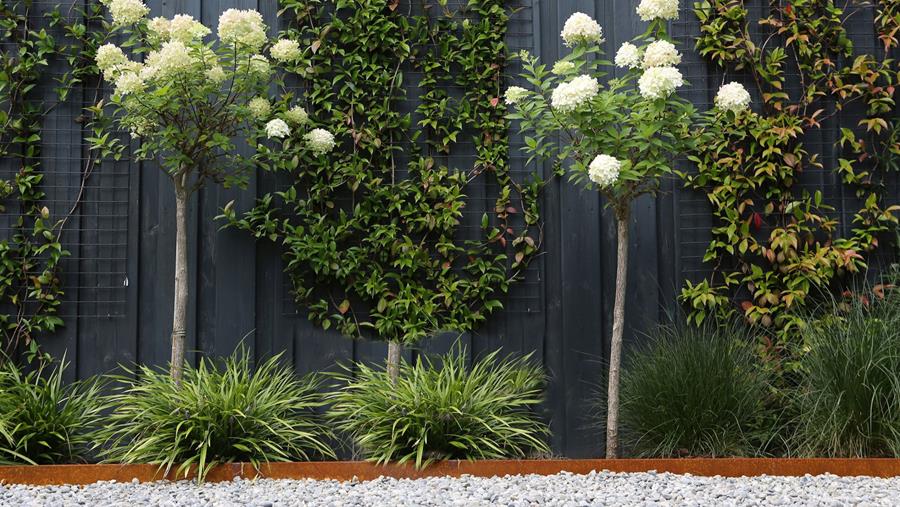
[2,459,900,486]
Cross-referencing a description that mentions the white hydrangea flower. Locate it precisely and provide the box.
[147,16,171,40]
[114,71,145,95]
[206,65,227,84]
[552,61,576,75]
[248,55,271,77]
[283,106,309,125]
[127,116,156,139]
[614,42,642,69]
[504,86,529,105]
[642,40,681,69]
[588,154,621,187]
[560,12,604,47]
[168,14,210,43]
[217,9,267,51]
[305,128,336,155]
[270,39,302,63]
[550,75,599,111]
[143,40,196,80]
[248,97,271,119]
[715,82,752,113]
[636,0,680,21]
[638,66,683,100]
[107,0,149,26]
[95,43,128,79]
[265,119,291,139]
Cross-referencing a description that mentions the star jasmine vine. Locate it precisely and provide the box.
[91,4,334,383]
[507,6,694,459]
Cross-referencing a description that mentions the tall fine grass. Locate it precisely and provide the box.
[619,322,779,457]
[328,347,550,468]
[97,351,334,481]
[792,290,900,457]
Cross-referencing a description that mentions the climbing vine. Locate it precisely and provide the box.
[0,1,108,358]
[682,0,900,354]
[225,0,545,351]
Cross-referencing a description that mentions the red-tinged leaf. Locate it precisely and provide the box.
[515,251,524,264]
[338,299,350,314]
[388,0,399,11]
[499,236,507,248]
[740,300,753,312]
[489,97,499,107]
[752,212,763,230]
[311,40,321,53]
[506,206,517,214]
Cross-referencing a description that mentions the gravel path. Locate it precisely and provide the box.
[2,470,899,506]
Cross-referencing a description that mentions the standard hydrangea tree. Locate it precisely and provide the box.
[93,1,333,382]
[507,1,694,457]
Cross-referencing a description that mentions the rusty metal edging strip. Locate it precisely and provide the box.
[1,459,900,486]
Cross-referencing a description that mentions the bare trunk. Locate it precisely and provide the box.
[606,210,629,459]
[170,184,189,384]
[386,340,401,385]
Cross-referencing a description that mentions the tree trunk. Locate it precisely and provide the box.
[606,209,629,459]
[169,184,189,384]
[386,340,402,385]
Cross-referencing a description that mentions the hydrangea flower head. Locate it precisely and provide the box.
[560,12,604,47]
[305,128,336,155]
[168,14,210,43]
[270,39,302,63]
[504,86,529,105]
[551,75,599,111]
[589,155,621,187]
[642,40,681,69]
[638,66,683,99]
[248,97,271,119]
[96,44,128,79]
[552,61,577,76]
[636,0,680,21]
[265,119,291,139]
[108,0,149,26]
[283,106,309,125]
[217,9,267,51]
[715,82,752,113]
[615,42,641,70]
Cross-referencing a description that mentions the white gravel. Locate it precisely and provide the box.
[2,470,899,506]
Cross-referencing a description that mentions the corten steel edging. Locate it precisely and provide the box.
[2,459,900,486]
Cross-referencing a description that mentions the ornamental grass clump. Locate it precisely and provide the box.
[792,290,900,457]
[97,351,334,482]
[507,2,695,457]
[328,347,549,468]
[93,2,334,382]
[619,323,778,457]
[0,358,104,464]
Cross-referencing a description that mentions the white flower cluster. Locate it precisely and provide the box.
[265,119,291,139]
[248,55,271,77]
[217,9,267,51]
[96,43,129,80]
[147,17,170,39]
[638,65,684,100]
[615,42,642,70]
[283,106,309,125]
[206,66,227,84]
[588,155,621,187]
[143,40,197,81]
[270,39,302,63]
[642,40,681,69]
[552,61,576,75]
[504,86,529,105]
[114,71,145,96]
[106,0,149,26]
[551,75,599,111]
[248,97,271,119]
[560,12,604,48]
[305,128,336,155]
[715,82,752,113]
[167,14,210,42]
[636,0,680,22]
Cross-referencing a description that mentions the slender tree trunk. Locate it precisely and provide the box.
[386,340,401,385]
[606,208,629,459]
[170,183,189,384]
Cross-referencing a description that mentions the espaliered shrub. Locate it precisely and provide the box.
[0,358,104,464]
[792,291,900,457]
[97,352,334,482]
[620,323,780,457]
[328,347,549,468]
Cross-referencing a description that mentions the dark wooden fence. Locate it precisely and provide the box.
[2,0,897,458]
